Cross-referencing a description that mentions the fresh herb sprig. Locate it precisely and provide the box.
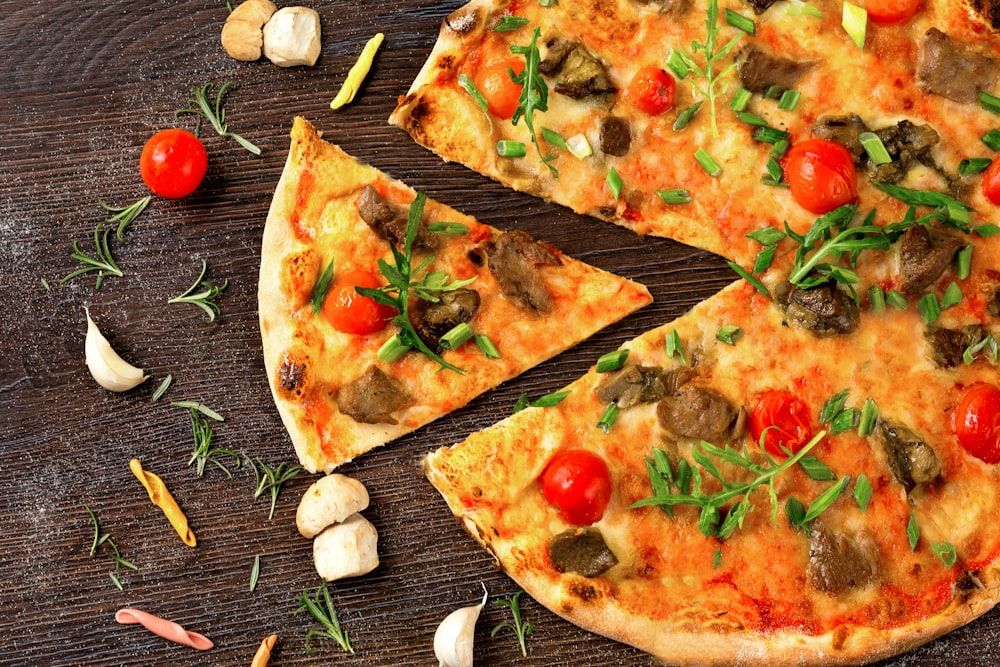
[84,505,137,590]
[185,408,241,477]
[491,590,534,657]
[510,26,558,177]
[176,81,261,155]
[61,224,123,289]
[294,579,354,654]
[355,192,475,373]
[632,431,842,539]
[168,260,228,322]
[668,0,744,137]
[248,457,303,519]
[786,204,891,289]
[100,196,151,239]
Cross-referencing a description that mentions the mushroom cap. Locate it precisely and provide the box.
[296,473,370,538]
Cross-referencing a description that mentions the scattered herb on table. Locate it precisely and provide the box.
[100,196,151,240]
[248,457,303,519]
[84,504,137,590]
[168,259,228,322]
[61,223,123,290]
[249,554,261,592]
[185,408,241,477]
[491,590,534,657]
[176,81,261,155]
[294,579,354,654]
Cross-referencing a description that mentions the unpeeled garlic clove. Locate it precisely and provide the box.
[84,309,148,392]
[433,586,488,667]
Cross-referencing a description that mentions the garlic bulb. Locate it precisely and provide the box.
[433,586,488,667]
[84,309,148,392]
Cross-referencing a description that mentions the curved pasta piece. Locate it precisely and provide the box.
[128,458,196,547]
[250,634,278,667]
[115,608,213,650]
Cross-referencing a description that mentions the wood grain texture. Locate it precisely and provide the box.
[1,1,999,665]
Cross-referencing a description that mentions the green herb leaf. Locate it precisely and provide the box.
[857,398,878,436]
[694,147,722,176]
[496,139,527,158]
[491,591,534,657]
[959,157,992,176]
[61,223,124,290]
[100,196,151,240]
[726,260,770,296]
[932,541,958,567]
[514,389,571,413]
[151,374,173,402]
[168,259,228,322]
[176,81,260,154]
[819,389,850,423]
[747,227,786,246]
[725,8,755,34]
[673,101,702,131]
[940,281,963,310]
[656,188,693,205]
[596,349,630,373]
[248,457,303,520]
[798,455,836,481]
[802,476,850,523]
[853,473,873,512]
[606,166,623,199]
[596,402,618,433]
[716,324,743,345]
[494,15,530,31]
[250,555,261,592]
[752,244,777,274]
[184,408,240,477]
[918,292,941,324]
[294,579,353,654]
[907,512,920,551]
[510,27,558,177]
[665,329,686,363]
[458,73,494,132]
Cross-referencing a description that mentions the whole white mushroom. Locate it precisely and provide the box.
[312,513,379,581]
[262,6,321,67]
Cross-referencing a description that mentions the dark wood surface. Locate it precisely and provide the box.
[2,1,999,665]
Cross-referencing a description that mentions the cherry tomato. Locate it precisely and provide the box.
[748,390,814,458]
[953,383,1000,464]
[628,66,677,115]
[473,58,525,120]
[322,269,396,335]
[540,450,612,525]
[981,159,1000,206]
[865,0,922,24]
[783,138,858,214]
[139,129,208,199]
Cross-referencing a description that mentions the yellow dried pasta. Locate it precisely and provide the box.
[329,32,384,109]
[128,458,196,547]
[250,634,278,667]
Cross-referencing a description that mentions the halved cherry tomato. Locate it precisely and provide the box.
[628,66,677,115]
[322,269,396,335]
[748,390,814,458]
[981,159,1000,206]
[473,58,525,120]
[540,449,612,525]
[139,128,208,199]
[783,138,858,214]
[865,0,922,24]
[953,383,1000,464]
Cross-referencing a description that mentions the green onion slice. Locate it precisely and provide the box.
[666,49,690,79]
[859,131,891,165]
[868,285,886,314]
[565,133,593,159]
[695,148,722,176]
[458,74,493,131]
[493,15,530,32]
[858,398,878,436]
[918,292,940,324]
[427,221,469,236]
[607,167,623,199]
[983,129,1000,151]
[980,90,1000,115]
[886,289,908,310]
[666,328,686,363]
[957,244,973,280]
[377,334,410,363]
[716,324,744,345]
[439,322,474,350]
[673,101,702,131]
[726,260,769,296]
[533,390,571,408]
[853,474,873,512]
[474,333,500,359]
[310,258,335,315]
[940,281,963,310]
[752,245,776,274]
[496,140,527,158]
[657,188,692,205]
[729,87,753,112]
[596,402,619,433]
[778,89,801,111]
[842,2,867,50]
[596,349,630,373]
[541,126,567,150]
[959,157,992,175]
[725,8,756,34]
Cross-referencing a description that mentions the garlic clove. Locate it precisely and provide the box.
[84,309,148,392]
[433,586,488,667]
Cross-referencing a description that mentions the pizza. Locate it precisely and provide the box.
[257,116,652,473]
[394,0,1000,663]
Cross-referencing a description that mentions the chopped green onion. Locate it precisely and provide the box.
[666,329,685,363]
[726,260,769,296]
[746,227,786,246]
[964,334,998,364]
[565,133,593,159]
[729,87,753,112]
[533,390,570,408]
[377,334,410,363]
[494,15,530,32]
[830,407,859,434]
[786,0,824,17]
[427,221,469,236]
[716,324,743,345]
[752,244,776,273]
[820,389,849,423]
[918,292,940,324]
[725,8,756,35]
[886,289,908,310]
[763,85,786,100]
[853,474,873,512]
[982,129,1000,151]
[842,2,867,50]
[694,148,722,176]
[496,140,527,158]
[439,322,474,350]
[959,157,992,175]
[311,258,335,315]
[858,398,878,436]
[859,131,891,165]
[980,91,1000,115]
[753,126,790,144]
[673,101,702,131]
[736,111,768,127]
[458,74,493,132]
[607,167,623,199]
[975,223,1000,237]
[957,244,973,280]
[765,156,783,182]
[596,349,630,373]
[657,188,692,205]
[474,333,500,359]
[596,402,618,433]
[770,139,791,159]
[666,49,690,79]
[778,89,801,111]
[932,541,958,567]
[541,127,567,150]
[868,285,886,314]
[907,512,920,550]
[940,281,963,309]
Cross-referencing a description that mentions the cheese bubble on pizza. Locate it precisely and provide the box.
[258,117,652,472]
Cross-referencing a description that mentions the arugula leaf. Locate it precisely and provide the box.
[510,26,558,177]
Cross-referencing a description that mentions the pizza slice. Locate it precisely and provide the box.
[425,275,1000,666]
[258,117,652,472]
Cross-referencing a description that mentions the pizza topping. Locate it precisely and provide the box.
[864,0,922,24]
[484,230,562,312]
[779,282,860,336]
[539,38,616,99]
[917,28,997,104]
[867,120,941,185]
[898,225,962,297]
[357,185,439,251]
[595,364,667,409]
[626,66,677,116]
[548,528,618,577]
[980,157,1000,205]
[598,116,632,157]
[925,326,975,368]
[748,390,813,458]
[322,269,396,335]
[657,385,742,443]
[336,365,415,425]
[472,57,525,120]
[540,450,613,525]
[410,287,481,350]
[807,521,880,595]
[735,44,814,95]
[744,0,780,13]
[952,382,1000,463]
[782,138,858,214]
[874,420,942,491]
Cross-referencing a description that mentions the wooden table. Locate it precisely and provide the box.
[1,1,997,665]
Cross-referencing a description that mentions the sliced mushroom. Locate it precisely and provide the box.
[873,420,942,491]
[357,185,439,251]
[595,365,667,409]
[410,288,481,350]
[599,116,632,157]
[918,28,997,104]
[869,121,941,184]
[736,44,815,94]
[898,226,962,297]
[807,521,880,595]
[540,39,616,99]
[484,230,562,313]
[925,326,974,368]
[780,283,860,337]
[296,473,371,538]
[811,115,870,164]
[548,528,618,577]
[657,385,740,443]
[336,365,415,425]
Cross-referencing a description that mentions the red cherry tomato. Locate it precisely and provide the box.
[865,0,922,24]
[473,58,525,120]
[628,66,677,115]
[953,383,1000,464]
[981,159,1000,206]
[139,129,208,199]
[540,450,612,525]
[783,138,858,214]
[322,269,396,335]
[749,390,814,458]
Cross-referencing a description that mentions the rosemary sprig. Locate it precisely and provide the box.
[355,191,476,373]
[61,223,123,290]
[510,26,558,177]
[491,590,534,657]
[294,579,354,654]
[669,0,744,137]
[99,196,151,240]
[632,431,842,539]
[84,505,137,590]
[248,457,303,519]
[185,408,241,477]
[175,81,261,155]
[168,259,228,322]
